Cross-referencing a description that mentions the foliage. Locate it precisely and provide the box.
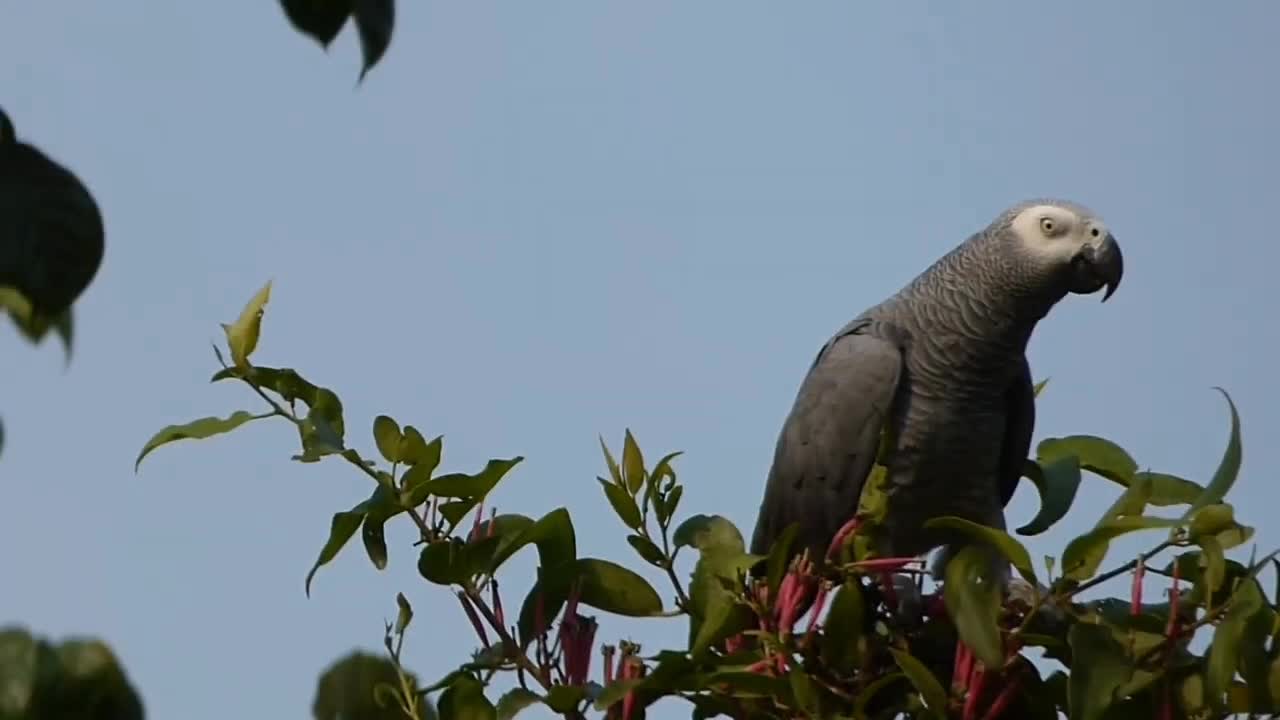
[131,283,1280,720]
[279,0,396,80]
[0,626,144,720]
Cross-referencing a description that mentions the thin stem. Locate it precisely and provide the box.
[462,582,551,692]
[1060,540,1177,601]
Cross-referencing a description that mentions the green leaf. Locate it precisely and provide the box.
[673,514,745,556]
[400,437,446,507]
[1237,604,1276,712]
[436,674,497,720]
[543,685,586,713]
[221,280,272,369]
[821,580,866,675]
[627,534,666,567]
[925,516,1038,584]
[599,435,622,485]
[358,485,400,572]
[1206,575,1266,709]
[599,478,642,529]
[295,388,349,462]
[688,552,757,656]
[0,627,38,717]
[788,665,821,717]
[1068,623,1130,720]
[852,673,907,718]
[398,426,439,467]
[372,415,402,463]
[889,649,948,719]
[495,688,542,720]
[394,592,413,634]
[1199,536,1226,596]
[1060,516,1182,581]
[1037,434,1138,487]
[418,539,474,586]
[573,558,664,617]
[1136,471,1206,507]
[1017,455,1083,535]
[1183,388,1243,519]
[942,545,1003,668]
[422,457,524,499]
[490,507,576,573]
[352,0,394,81]
[135,410,267,471]
[622,429,646,495]
[661,485,683,527]
[1033,377,1050,397]
[306,511,365,596]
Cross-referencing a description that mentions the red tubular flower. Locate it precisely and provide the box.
[951,643,973,696]
[723,632,747,655]
[774,557,818,638]
[602,644,617,684]
[457,592,491,649]
[1130,556,1146,616]
[963,660,987,720]
[559,611,598,686]
[491,579,505,630]
[826,516,862,561]
[1165,562,1181,640]
[803,581,832,648]
[620,655,647,720]
[980,666,1022,720]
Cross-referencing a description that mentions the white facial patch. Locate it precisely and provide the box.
[1008,203,1104,264]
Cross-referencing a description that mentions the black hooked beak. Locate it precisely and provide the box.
[1071,232,1124,302]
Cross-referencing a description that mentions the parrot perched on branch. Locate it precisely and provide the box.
[750,199,1123,582]
[0,107,104,322]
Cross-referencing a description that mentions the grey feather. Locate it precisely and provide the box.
[751,199,1123,579]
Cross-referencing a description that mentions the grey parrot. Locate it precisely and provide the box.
[0,107,104,319]
[749,199,1123,580]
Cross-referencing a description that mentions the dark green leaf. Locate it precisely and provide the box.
[673,514,745,556]
[821,580,865,674]
[495,688,542,720]
[1037,434,1138,487]
[280,0,352,47]
[490,508,576,572]
[395,592,413,634]
[942,545,1003,668]
[422,457,524,499]
[399,438,445,507]
[889,649,948,719]
[543,685,586,713]
[306,510,365,596]
[1067,623,1130,720]
[660,485,683,527]
[622,429,646,495]
[599,478,642,529]
[372,415,402,463]
[418,539,473,586]
[574,558,663,617]
[1183,388,1243,519]
[1238,604,1276,711]
[627,534,666,567]
[925,516,1037,584]
[295,388,348,462]
[0,627,38,717]
[353,0,395,81]
[1061,516,1181,581]
[852,673,906,718]
[518,567,571,647]
[788,665,821,716]
[1017,454,1083,536]
[135,410,267,470]
[360,485,400,571]
[479,513,536,573]
[437,674,497,720]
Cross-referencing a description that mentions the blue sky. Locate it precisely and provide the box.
[3,2,1278,718]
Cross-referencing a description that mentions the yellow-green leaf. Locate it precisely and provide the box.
[1183,388,1242,519]
[372,415,402,463]
[221,280,272,369]
[889,649,948,719]
[942,545,1003,668]
[622,429,645,495]
[1061,516,1181,581]
[1037,434,1137,487]
[925,516,1038,584]
[135,410,267,471]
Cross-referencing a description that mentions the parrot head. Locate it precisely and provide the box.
[1004,199,1124,302]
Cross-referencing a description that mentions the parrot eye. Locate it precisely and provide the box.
[1039,217,1059,236]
